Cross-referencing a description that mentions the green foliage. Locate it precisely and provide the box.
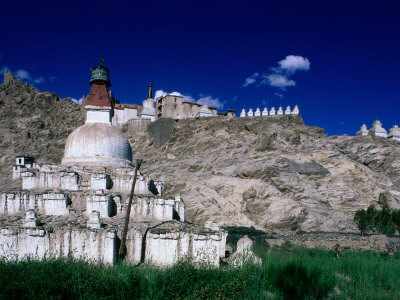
[1,247,400,299]
[223,226,272,254]
[275,263,333,300]
[375,206,396,235]
[354,205,398,235]
[392,209,400,233]
[354,209,368,234]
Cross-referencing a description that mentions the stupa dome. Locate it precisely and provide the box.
[61,123,133,167]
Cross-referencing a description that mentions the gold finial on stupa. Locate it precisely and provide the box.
[148,83,153,99]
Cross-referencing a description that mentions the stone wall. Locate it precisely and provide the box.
[124,119,152,134]
[0,218,227,266]
[268,232,400,253]
[0,227,116,264]
[15,164,160,197]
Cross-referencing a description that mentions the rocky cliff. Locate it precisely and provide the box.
[128,116,400,232]
[1,78,400,232]
[0,77,85,189]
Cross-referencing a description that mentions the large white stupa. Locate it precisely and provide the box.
[0,57,227,266]
[61,69,133,167]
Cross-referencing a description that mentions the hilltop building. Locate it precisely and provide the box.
[0,58,227,266]
[91,74,237,125]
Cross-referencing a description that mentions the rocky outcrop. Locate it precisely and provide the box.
[0,78,85,190]
[127,116,400,233]
[2,79,400,233]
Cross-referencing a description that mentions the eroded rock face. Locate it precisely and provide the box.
[0,79,85,190]
[127,116,400,233]
[2,80,400,233]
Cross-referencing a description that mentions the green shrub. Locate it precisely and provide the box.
[223,226,272,254]
[354,205,398,235]
[376,206,396,235]
[354,209,369,235]
[392,209,400,233]
[275,263,334,300]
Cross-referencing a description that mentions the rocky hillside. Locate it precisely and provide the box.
[128,116,400,233]
[0,77,85,189]
[1,78,400,232]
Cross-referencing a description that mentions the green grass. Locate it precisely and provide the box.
[0,247,399,299]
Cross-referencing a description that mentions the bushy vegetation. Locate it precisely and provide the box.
[1,247,399,299]
[354,205,400,235]
[223,225,273,254]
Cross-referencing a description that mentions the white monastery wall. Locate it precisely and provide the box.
[86,110,111,124]
[0,221,226,266]
[0,227,116,264]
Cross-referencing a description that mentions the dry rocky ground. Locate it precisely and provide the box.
[2,79,400,235]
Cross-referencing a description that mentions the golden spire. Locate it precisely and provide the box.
[148,83,153,99]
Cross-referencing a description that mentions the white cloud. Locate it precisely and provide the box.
[33,77,44,84]
[154,89,224,109]
[278,55,310,73]
[1,68,46,85]
[69,97,84,105]
[262,100,269,106]
[0,66,10,75]
[242,55,310,91]
[274,92,284,98]
[154,89,195,103]
[242,72,259,87]
[261,74,295,89]
[15,69,31,80]
[196,95,224,109]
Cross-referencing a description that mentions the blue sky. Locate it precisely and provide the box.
[1,0,399,135]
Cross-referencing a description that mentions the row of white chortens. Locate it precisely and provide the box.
[356,120,400,141]
[0,60,233,266]
[239,105,299,118]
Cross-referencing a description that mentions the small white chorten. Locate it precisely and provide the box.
[277,106,283,115]
[141,83,156,121]
[23,210,40,228]
[262,107,268,116]
[254,108,261,117]
[369,120,387,138]
[356,124,369,136]
[284,106,291,115]
[269,107,276,115]
[247,108,254,117]
[240,109,246,118]
[291,105,299,115]
[388,125,400,141]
